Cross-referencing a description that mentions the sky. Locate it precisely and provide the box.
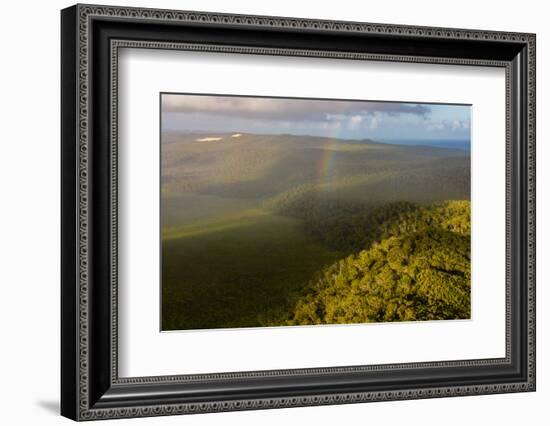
[161,94,471,142]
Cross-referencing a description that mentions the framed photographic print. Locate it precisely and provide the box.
[61,4,536,421]
[159,93,473,331]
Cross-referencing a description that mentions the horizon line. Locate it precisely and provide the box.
[161,130,471,142]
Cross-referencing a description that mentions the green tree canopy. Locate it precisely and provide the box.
[284,200,471,325]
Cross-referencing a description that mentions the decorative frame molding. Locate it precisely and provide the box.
[61,3,536,421]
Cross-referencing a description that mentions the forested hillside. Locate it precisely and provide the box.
[161,132,471,330]
[279,201,471,325]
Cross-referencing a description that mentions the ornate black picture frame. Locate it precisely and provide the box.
[61,4,536,421]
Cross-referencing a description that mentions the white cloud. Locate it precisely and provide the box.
[369,115,380,129]
[428,122,445,131]
[322,121,342,130]
[428,119,470,133]
[348,114,364,129]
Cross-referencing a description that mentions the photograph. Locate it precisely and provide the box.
[160,94,472,331]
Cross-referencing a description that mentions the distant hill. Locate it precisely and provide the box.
[161,132,470,204]
[381,139,471,152]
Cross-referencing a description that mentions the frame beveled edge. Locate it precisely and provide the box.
[60,3,536,421]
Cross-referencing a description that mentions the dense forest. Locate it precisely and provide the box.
[272,201,471,325]
[161,132,471,330]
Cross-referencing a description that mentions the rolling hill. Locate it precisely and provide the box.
[161,132,469,201]
[160,132,471,330]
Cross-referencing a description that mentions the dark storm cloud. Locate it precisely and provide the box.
[161,94,431,122]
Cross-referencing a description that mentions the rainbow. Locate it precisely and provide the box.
[315,124,348,184]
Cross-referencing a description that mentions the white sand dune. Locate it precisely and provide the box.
[196,137,223,142]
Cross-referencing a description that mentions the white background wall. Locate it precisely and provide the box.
[0,0,547,424]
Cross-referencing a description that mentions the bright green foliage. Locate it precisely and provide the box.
[284,201,471,325]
